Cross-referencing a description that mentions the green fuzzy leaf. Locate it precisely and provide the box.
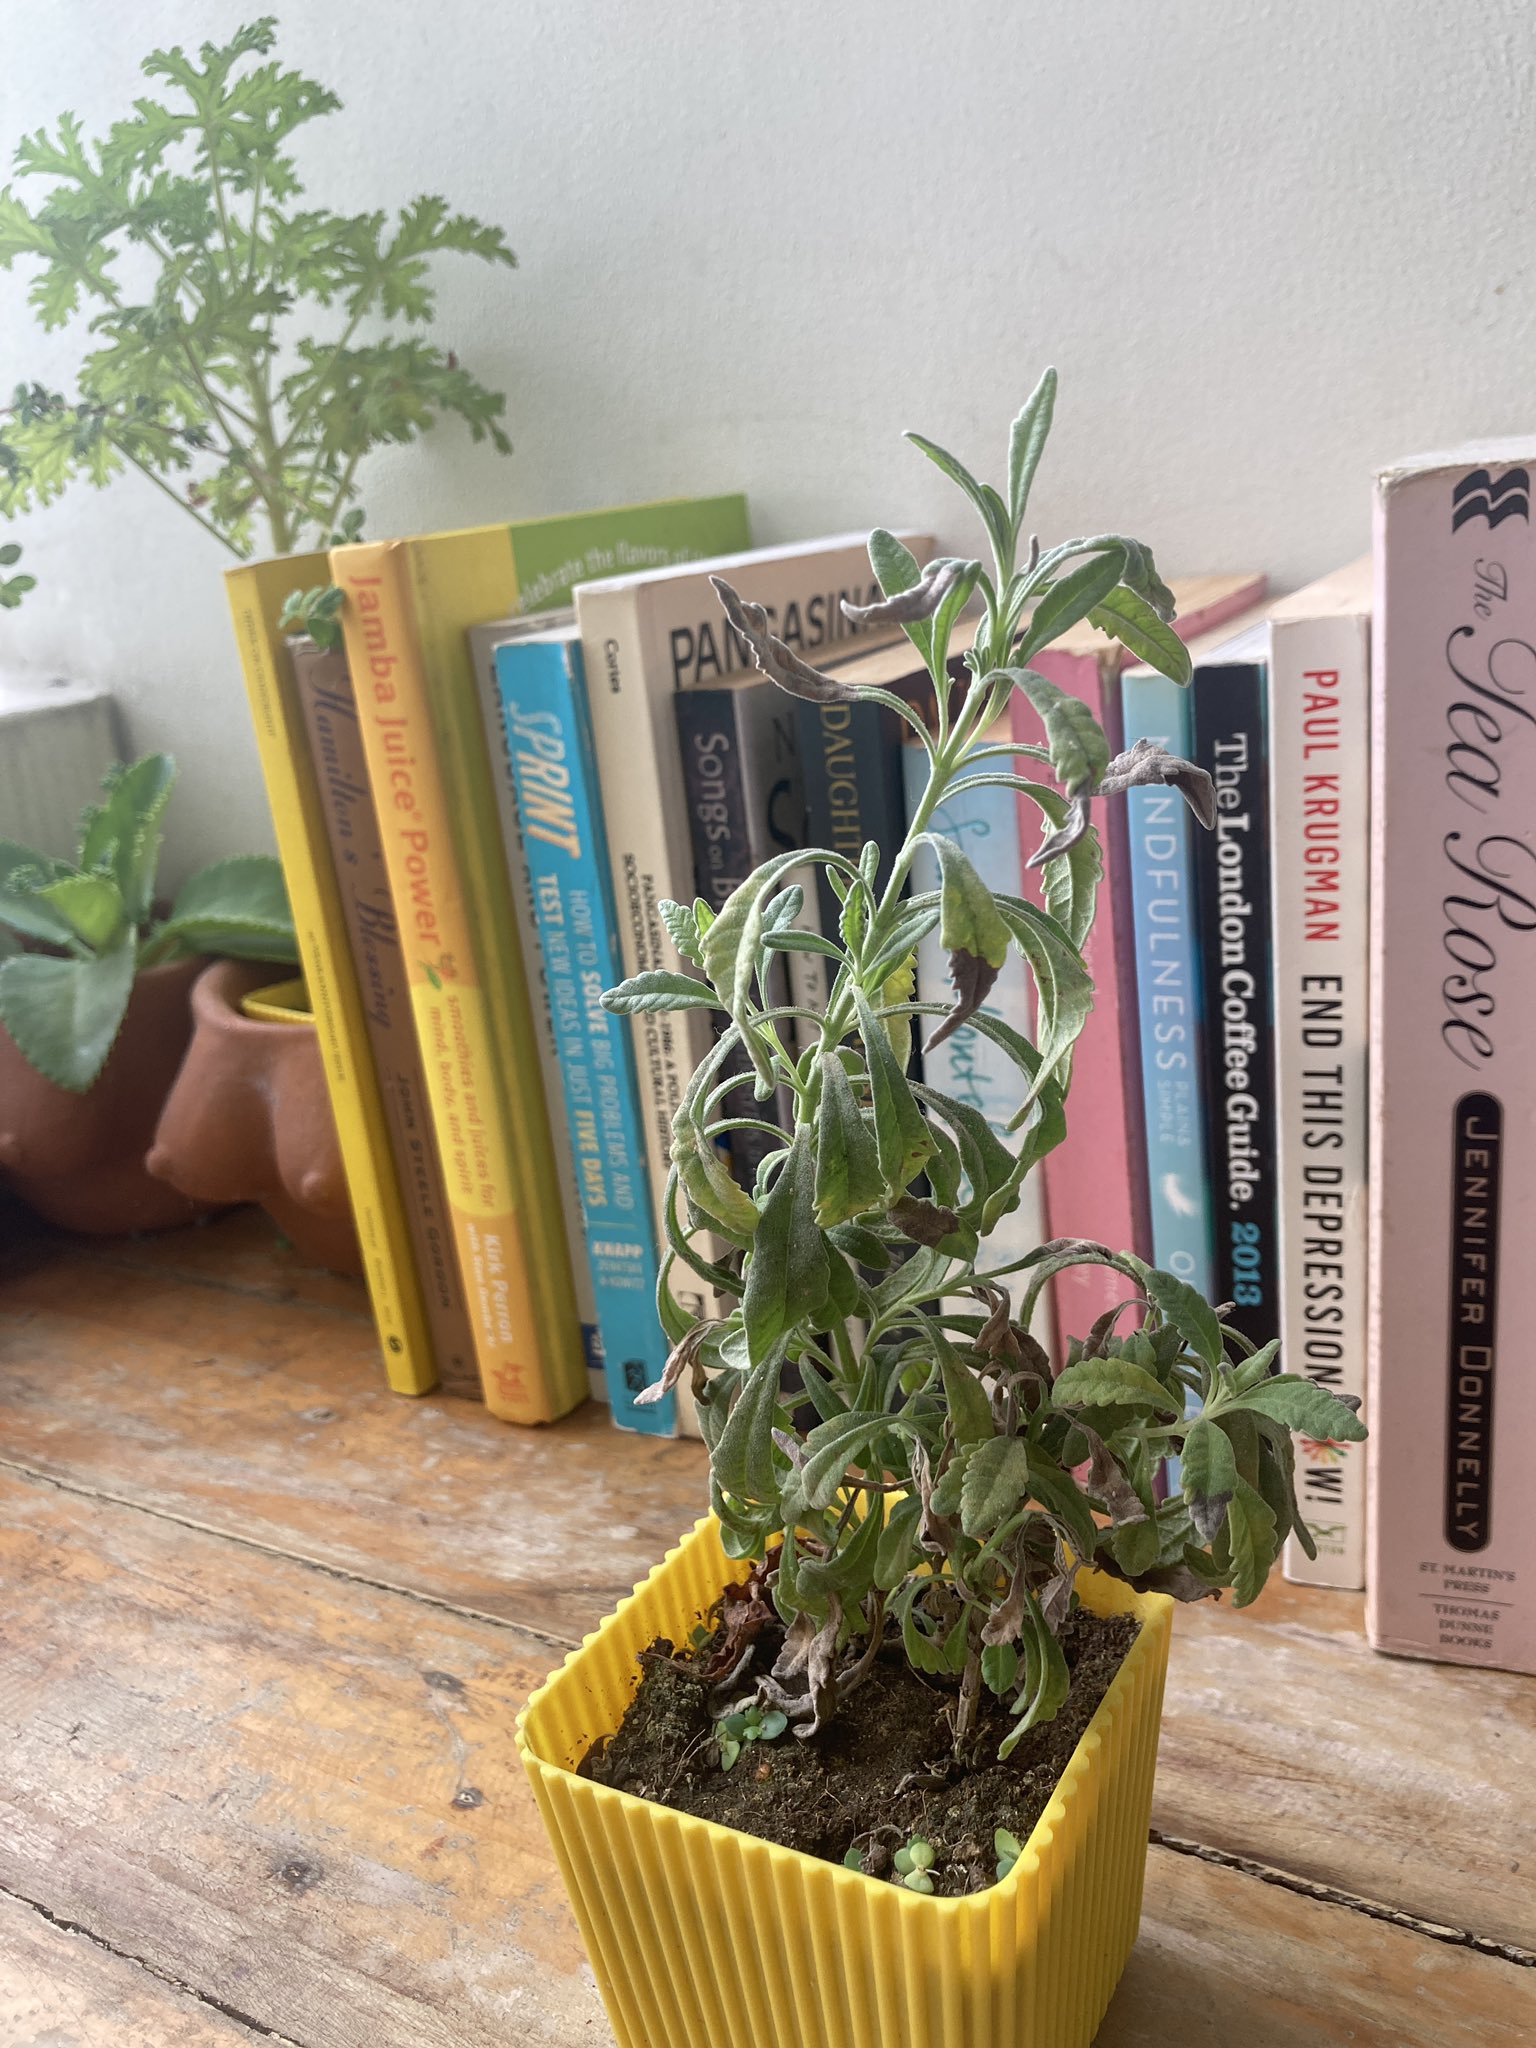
[35,872,125,952]
[699,850,805,1017]
[0,935,137,1091]
[1107,1512,1162,1576]
[1230,1339,1282,1393]
[982,1642,1019,1696]
[601,969,720,1014]
[1179,1417,1238,1542]
[1007,369,1057,532]
[798,1411,897,1513]
[712,1354,784,1503]
[813,1050,887,1227]
[1088,586,1192,685]
[1016,547,1126,665]
[867,527,934,671]
[1235,1375,1368,1444]
[740,1126,829,1368]
[905,431,1012,568]
[1053,1356,1183,1416]
[998,1590,1070,1756]
[960,1435,1032,1536]
[160,856,296,962]
[1143,1266,1224,1373]
[1024,1448,1098,1559]
[940,1342,994,1447]
[658,897,704,963]
[1225,1477,1279,1608]
[672,1115,760,1243]
[853,984,933,1193]
[1005,668,1111,795]
[929,834,1011,971]
[874,1494,923,1591]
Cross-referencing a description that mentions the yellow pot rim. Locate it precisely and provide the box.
[238,976,312,1025]
[516,1511,1173,1911]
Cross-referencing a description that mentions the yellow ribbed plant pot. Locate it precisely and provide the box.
[517,1515,1173,2048]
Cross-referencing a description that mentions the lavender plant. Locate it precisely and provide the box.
[603,376,1366,1761]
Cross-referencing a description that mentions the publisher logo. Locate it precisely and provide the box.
[1445,1093,1502,1551]
[1450,468,1530,532]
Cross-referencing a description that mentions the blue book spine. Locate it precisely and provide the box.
[1119,671,1216,1299]
[495,634,676,1435]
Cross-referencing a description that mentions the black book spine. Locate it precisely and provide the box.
[795,697,909,939]
[1193,663,1280,1350]
[674,688,779,1182]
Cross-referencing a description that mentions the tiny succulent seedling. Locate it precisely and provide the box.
[0,19,514,596]
[604,374,1367,1762]
[0,754,296,1089]
[893,1839,936,1894]
[715,1701,789,1770]
[994,1828,1024,1883]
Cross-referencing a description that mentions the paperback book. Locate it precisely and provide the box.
[1266,561,1372,1588]
[494,624,677,1434]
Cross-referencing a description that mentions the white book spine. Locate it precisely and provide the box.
[1268,610,1371,1587]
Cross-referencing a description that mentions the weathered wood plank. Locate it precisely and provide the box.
[0,1470,1527,2048]
[0,1232,708,1643]
[2,1220,1533,1951]
[0,1887,280,2046]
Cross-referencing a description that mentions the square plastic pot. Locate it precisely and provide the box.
[518,1515,1173,2048]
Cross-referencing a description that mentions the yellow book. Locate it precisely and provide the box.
[333,538,587,1423]
[225,556,436,1395]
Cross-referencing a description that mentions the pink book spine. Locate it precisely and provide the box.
[1367,449,1536,1675]
[1016,580,1269,1350]
[1014,649,1147,1347]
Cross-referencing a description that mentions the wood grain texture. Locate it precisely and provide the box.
[0,1888,277,2046]
[0,1467,1527,2048]
[3,1214,1532,1952]
[0,1214,708,1642]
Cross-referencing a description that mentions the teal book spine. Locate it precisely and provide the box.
[495,631,676,1434]
[1120,668,1215,1487]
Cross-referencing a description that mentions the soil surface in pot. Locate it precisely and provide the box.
[581,1581,1137,1898]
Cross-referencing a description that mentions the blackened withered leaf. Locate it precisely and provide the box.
[924,947,1000,1051]
[839,554,967,627]
[1097,736,1217,830]
[710,577,858,703]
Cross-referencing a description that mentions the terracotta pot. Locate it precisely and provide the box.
[0,954,208,1235]
[147,960,362,1275]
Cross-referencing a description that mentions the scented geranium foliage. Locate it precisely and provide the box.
[604,378,1365,1758]
[0,19,513,584]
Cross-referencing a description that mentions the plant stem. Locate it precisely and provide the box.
[117,447,245,555]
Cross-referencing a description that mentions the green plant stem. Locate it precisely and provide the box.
[117,447,244,555]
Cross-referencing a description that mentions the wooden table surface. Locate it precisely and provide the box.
[0,1206,1530,2046]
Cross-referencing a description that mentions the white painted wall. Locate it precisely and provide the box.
[3,0,1534,878]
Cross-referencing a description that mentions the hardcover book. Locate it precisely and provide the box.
[573,532,928,1414]
[289,637,480,1397]
[1011,575,1267,1350]
[226,554,436,1396]
[1190,628,1280,1360]
[493,625,678,1435]
[1369,445,1536,1673]
[1266,561,1372,1589]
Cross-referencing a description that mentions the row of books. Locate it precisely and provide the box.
[227,440,1535,1680]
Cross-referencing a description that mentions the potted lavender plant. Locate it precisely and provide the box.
[516,378,1365,2048]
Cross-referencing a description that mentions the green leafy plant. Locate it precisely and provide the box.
[0,18,514,593]
[893,1838,936,1894]
[0,539,34,608]
[715,1700,789,1771]
[994,1827,1023,1882]
[605,374,1367,1764]
[0,753,296,1089]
